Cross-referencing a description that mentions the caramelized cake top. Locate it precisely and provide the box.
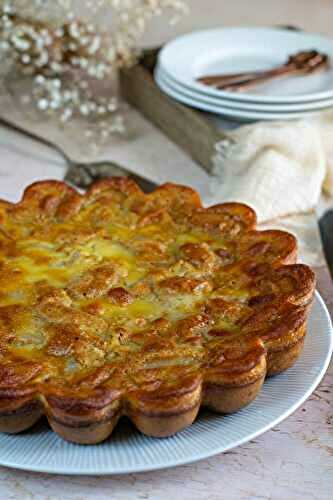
[0,178,315,406]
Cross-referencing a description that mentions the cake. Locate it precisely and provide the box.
[0,178,315,443]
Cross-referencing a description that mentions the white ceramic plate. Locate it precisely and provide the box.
[155,70,325,121]
[157,64,333,113]
[158,27,333,103]
[0,292,331,475]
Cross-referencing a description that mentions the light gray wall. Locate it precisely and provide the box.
[141,0,333,47]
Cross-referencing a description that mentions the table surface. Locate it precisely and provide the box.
[1,3,333,496]
[0,129,332,500]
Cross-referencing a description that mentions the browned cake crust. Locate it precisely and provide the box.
[0,178,315,443]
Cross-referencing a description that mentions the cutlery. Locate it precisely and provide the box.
[197,51,320,85]
[197,50,329,92]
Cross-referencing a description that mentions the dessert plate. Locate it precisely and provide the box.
[158,27,333,103]
[155,70,324,121]
[0,291,331,475]
[156,64,333,113]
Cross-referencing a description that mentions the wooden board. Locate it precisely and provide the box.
[120,49,226,174]
[120,28,300,174]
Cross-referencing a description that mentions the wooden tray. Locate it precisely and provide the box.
[120,27,302,173]
[120,49,226,174]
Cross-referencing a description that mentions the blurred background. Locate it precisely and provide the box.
[143,0,333,46]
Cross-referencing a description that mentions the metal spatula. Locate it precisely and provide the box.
[0,117,157,192]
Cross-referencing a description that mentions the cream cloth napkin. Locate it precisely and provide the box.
[210,110,333,223]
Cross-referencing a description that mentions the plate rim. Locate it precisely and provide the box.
[158,27,333,104]
[0,291,332,476]
[155,70,325,121]
[156,65,333,113]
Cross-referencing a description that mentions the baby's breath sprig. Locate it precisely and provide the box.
[0,0,187,131]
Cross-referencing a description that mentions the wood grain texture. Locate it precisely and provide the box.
[120,59,225,174]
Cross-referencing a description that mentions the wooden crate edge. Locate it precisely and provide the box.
[120,64,226,173]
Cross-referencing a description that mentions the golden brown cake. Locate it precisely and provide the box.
[0,178,315,444]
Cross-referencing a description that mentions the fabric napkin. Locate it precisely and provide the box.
[210,110,333,223]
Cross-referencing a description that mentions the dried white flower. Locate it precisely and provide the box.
[0,0,188,138]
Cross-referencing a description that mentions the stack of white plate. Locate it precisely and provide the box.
[155,27,333,121]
